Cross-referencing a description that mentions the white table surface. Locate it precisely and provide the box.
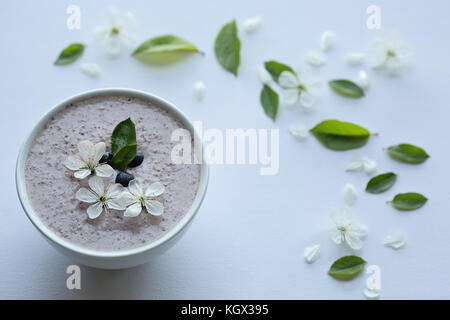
[1,0,450,299]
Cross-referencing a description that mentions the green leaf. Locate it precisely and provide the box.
[366,172,397,194]
[54,43,85,65]
[310,120,371,150]
[110,118,137,171]
[328,80,364,98]
[132,35,201,65]
[214,20,240,76]
[260,85,279,121]
[387,144,430,164]
[328,256,366,280]
[390,192,428,211]
[264,61,295,83]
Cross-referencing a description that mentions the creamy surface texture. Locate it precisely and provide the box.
[25,94,200,251]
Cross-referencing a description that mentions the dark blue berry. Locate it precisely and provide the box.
[128,151,144,168]
[99,151,113,164]
[115,171,135,187]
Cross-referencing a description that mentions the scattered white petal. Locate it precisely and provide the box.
[346,52,365,66]
[257,65,272,84]
[79,63,101,77]
[343,183,358,206]
[193,81,206,101]
[384,232,406,249]
[363,287,380,300]
[362,157,377,175]
[243,16,261,34]
[320,31,336,52]
[304,244,321,263]
[345,156,377,175]
[288,125,308,141]
[357,70,370,90]
[306,50,326,67]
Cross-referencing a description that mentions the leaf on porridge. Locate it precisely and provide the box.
[110,118,137,171]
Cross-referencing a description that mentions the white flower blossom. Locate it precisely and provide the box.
[370,32,411,76]
[64,140,115,179]
[346,52,365,66]
[384,232,406,249]
[122,179,165,217]
[257,65,272,84]
[306,50,326,67]
[343,183,358,206]
[243,16,261,33]
[288,125,308,141]
[193,81,206,101]
[320,31,336,52]
[357,70,370,90]
[75,176,127,219]
[330,207,367,250]
[278,68,322,108]
[345,155,377,175]
[79,63,101,77]
[94,7,137,56]
[304,244,321,263]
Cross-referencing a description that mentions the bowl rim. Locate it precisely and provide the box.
[15,88,209,259]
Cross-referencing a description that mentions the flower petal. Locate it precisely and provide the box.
[94,142,106,164]
[75,188,98,203]
[74,169,91,179]
[305,50,326,67]
[79,63,101,77]
[357,70,370,90]
[193,81,206,101]
[124,202,142,217]
[87,202,103,219]
[384,232,406,249]
[288,125,308,141]
[128,179,143,196]
[257,65,272,84]
[278,71,299,89]
[346,52,365,66]
[343,183,358,206]
[299,91,315,108]
[280,89,299,105]
[348,222,368,238]
[145,182,165,197]
[330,228,344,244]
[106,183,124,198]
[304,244,321,263]
[320,31,336,52]
[107,198,126,211]
[370,37,389,68]
[345,232,364,250]
[243,16,261,34]
[88,176,104,196]
[362,157,377,175]
[107,7,119,26]
[95,164,114,177]
[105,37,122,56]
[144,199,164,216]
[345,157,364,172]
[64,156,85,170]
[93,26,109,44]
[385,57,402,76]
[78,140,95,163]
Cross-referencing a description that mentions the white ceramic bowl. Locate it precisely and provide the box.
[16,88,208,269]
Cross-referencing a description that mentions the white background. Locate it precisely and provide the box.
[1,0,449,299]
